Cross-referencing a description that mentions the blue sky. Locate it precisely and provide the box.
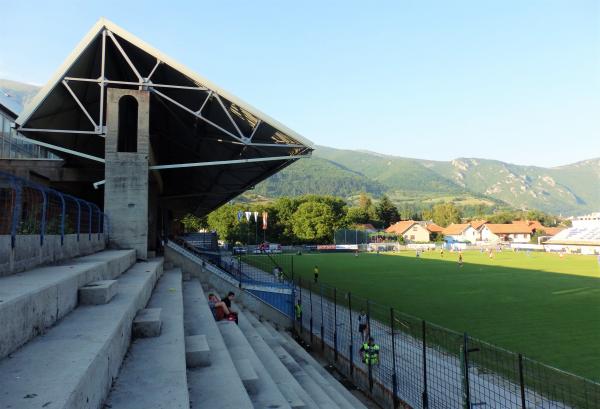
[1,1,598,167]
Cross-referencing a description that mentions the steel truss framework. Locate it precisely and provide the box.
[16,24,311,181]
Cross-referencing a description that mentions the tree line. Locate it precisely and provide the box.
[179,193,567,245]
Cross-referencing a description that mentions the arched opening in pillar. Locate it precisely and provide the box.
[117,95,138,152]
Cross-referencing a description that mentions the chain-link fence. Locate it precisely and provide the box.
[0,171,106,247]
[335,229,370,245]
[291,280,600,409]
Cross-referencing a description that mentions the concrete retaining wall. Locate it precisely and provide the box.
[0,234,106,277]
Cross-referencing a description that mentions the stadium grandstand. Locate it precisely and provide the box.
[0,18,375,409]
[544,212,600,254]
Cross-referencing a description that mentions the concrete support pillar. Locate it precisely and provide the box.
[104,89,150,260]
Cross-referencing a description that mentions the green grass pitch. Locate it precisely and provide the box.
[283,250,600,381]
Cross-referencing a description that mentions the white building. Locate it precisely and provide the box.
[442,223,478,243]
[480,224,533,243]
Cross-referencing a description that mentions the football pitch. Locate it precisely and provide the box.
[285,250,600,381]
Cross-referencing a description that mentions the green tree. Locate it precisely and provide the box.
[270,197,299,243]
[375,196,400,227]
[291,201,336,243]
[431,202,462,227]
[206,204,246,244]
[422,207,433,221]
[358,192,372,210]
[487,211,516,224]
[346,206,371,225]
[179,213,207,233]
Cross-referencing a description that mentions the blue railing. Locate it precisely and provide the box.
[173,237,295,316]
[0,171,107,247]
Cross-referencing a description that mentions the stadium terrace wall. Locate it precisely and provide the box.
[0,171,107,276]
[0,234,105,277]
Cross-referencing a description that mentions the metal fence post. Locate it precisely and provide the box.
[59,193,65,245]
[40,189,47,246]
[96,206,101,239]
[309,281,314,345]
[9,177,22,248]
[334,287,338,362]
[87,202,92,240]
[367,299,373,392]
[462,333,472,409]
[104,213,109,241]
[320,284,325,352]
[518,354,526,409]
[238,256,242,288]
[422,320,429,408]
[299,277,303,335]
[348,291,354,378]
[390,308,399,408]
[76,199,81,241]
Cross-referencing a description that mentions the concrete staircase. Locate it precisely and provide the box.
[0,250,369,409]
[180,280,369,409]
[0,251,162,409]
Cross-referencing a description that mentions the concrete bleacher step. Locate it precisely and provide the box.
[186,334,210,368]
[240,310,319,409]
[79,279,118,305]
[0,249,136,361]
[104,268,189,409]
[263,320,368,409]
[0,259,162,409]
[237,308,313,409]
[244,311,340,409]
[234,357,260,393]
[182,279,253,409]
[133,307,162,338]
[217,316,291,409]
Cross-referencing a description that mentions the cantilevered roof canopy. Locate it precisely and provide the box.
[16,18,312,215]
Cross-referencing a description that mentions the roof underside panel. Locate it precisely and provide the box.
[16,20,312,215]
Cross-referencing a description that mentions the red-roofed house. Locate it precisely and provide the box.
[425,222,444,234]
[513,220,544,231]
[442,223,478,243]
[469,219,488,240]
[541,227,564,237]
[386,220,430,242]
[481,224,534,243]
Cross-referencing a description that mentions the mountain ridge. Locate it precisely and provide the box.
[255,147,599,215]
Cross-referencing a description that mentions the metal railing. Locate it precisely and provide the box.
[173,238,293,289]
[0,171,107,247]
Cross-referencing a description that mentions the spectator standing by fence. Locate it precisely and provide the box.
[358,310,369,342]
[294,299,302,323]
[360,337,380,366]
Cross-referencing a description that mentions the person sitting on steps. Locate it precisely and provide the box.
[207,293,231,320]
